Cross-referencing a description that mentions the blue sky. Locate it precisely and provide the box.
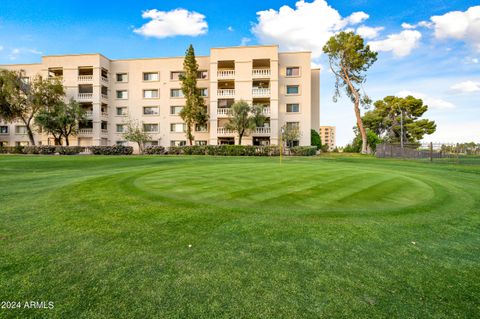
[0,0,479,145]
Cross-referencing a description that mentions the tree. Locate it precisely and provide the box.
[311,129,322,150]
[0,70,64,145]
[323,31,378,154]
[122,119,151,154]
[225,100,265,145]
[35,99,86,146]
[345,128,382,153]
[363,95,436,144]
[282,124,302,148]
[180,45,208,145]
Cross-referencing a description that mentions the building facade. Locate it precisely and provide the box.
[319,126,336,150]
[0,45,320,151]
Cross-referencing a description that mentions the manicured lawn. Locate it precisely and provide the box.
[1,155,479,318]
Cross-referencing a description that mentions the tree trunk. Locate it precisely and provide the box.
[354,100,368,154]
[65,136,70,146]
[26,126,36,146]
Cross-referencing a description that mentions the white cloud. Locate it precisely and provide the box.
[227,26,234,32]
[397,90,455,110]
[8,48,20,60]
[450,81,480,93]
[240,37,251,46]
[252,0,373,59]
[0,45,3,51]
[424,122,480,143]
[28,49,42,55]
[401,23,416,29]
[368,30,422,57]
[356,26,384,39]
[134,9,208,38]
[430,6,480,51]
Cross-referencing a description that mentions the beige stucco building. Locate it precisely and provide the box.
[319,126,336,150]
[0,45,320,151]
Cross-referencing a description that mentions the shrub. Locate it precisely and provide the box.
[89,146,133,155]
[56,146,84,155]
[290,146,317,156]
[182,146,207,155]
[144,146,166,155]
[23,146,57,155]
[167,146,183,155]
[311,129,322,150]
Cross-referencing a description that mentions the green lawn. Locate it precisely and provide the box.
[1,155,479,318]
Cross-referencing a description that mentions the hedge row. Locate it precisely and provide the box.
[289,146,318,156]
[0,146,85,155]
[143,145,317,156]
[89,146,133,155]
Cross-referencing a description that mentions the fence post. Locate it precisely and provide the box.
[430,142,433,162]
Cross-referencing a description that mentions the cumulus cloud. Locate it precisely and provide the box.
[397,90,455,110]
[227,26,234,32]
[450,81,480,93]
[240,37,251,46]
[252,0,374,59]
[356,26,384,39]
[368,30,422,57]
[134,9,208,38]
[430,6,480,51]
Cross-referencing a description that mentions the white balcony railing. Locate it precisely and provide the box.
[252,69,271,77]
[217,108,231,116]
[85,111,93,118]
[217,70,235,79]
[101,94,108,100]
[252,88,270,97]
[78,75,93,81]
[101,76,108,83]
[77,93,93,100]
[217,127,235,135]
[262,107,271,115]
[254,127,271,134]
[217,89,235,97]
[78,128,93,135]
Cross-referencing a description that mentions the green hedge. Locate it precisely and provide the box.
[166,145,281,156]
[144,146,166,155]
[89,146,133,155]
[290,146,317,156]
[56,146,84,155]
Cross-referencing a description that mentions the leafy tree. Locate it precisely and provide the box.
[225,100,265,145]
[345,128,382,153]
[35,99,86,145]
[282,124,302,148]
[180,45,208,145]
[363,95,436,144]
[122,119,151,154]
[0,70,64,145]
[311,129,322,150]
[323,31,378,154]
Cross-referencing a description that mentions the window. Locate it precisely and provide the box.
[171,140,186,146]
[286,85,299,95]
[195,124,208,132]
[0,141,7,147]
[0,126,8,134]
[15,126,28,134]
[116,124,125,133]
[170,106,183,115]
[16,141,29,146]
[116,107,127,116]
[197,70,208,79]
[116,73,128,82]
[170,89,184,98]
[116,90,128,99]
[116,141,127,146]
[170,123,186,133]
[286,67,300,77]
[195,140,207,146]
[170,71,185,81]
[199,88,208,97]
[143,124,159,132]
[145,141,159,147]
[143,72,159,81]
[143,107,159,115]
[286,122,300,130]
[143,90,159,99]
[286,103,300,113]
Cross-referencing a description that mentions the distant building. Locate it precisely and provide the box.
[319,126,336,150]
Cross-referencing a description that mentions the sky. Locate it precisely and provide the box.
[0,0,478,145]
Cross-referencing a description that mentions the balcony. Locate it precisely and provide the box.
[252,69,271,78]
[217,89,235,97]
[217,127,235,135]
[101,76,108,83]
[254,127,271,135]
[217,108,231,116]
[252,88,270,97]
[78,128,93,135]
[262,107,271,115]
[101,129,108,134]
[78,75,93,82]
[217,70,235,79]
[85,111,93,119]
[77,93,93,100]
[101,93,108,100]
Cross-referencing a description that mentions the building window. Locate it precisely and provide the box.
[143,107,159,115]
[143,72,159,81]
[170,71,185,81]
[197,71,208,79]
[195,124,208,132]
[145,141,159,147]
[116,73,128,82]
[195,140,207,146]
[116,107,127,116]
[0,141,8,147]
[286,67,300,77]
[143,89,159,99]
[286,103,300,113]
[171,140,186,146]
[170,106,183,115]
[286,122,300,130]
[16,141,29,146]
[286,85,299,95]
[116,140,127,146]
[15,126,28,134]
[143,124,159,133]
[199,88,208,97]
[0,126,8,134]
[170,123,186,133]
[116,90,128,99]
[116,124,125,133]
[170,89,184,98]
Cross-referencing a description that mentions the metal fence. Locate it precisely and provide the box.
[376,143,480,164]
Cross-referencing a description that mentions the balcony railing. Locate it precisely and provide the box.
[101,129,108,134]
[252,69,271,77]
[101,112,108,117]
[101,76,108,83]
[85,111,93,118]
[78,75,93,81]
[254,127,271,135]
[217,89,235,97]
[101,93,108,100]
[217,108,231,116]
[217,70,235,79]
[262,107,270,115]
[217,127,235,135]
[78,128,93,135]
[77,93,93,100]
[252,88,270,97]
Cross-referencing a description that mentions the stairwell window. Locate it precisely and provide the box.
[286,85,299,95]
[143,89,159,99]
[286,67,300,77]
[286,103,300,113]
[143,124,159,133]
[143,72,159,81]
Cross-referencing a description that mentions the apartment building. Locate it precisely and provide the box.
[0,45,320,150]
[319,126,336,150]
